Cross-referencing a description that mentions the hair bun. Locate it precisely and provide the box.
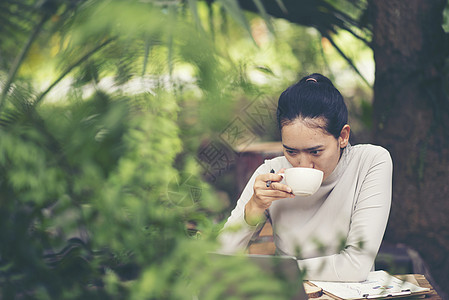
[277,73,347,139]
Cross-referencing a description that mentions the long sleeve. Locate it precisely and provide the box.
[217,163,271,254]
[297,148,392,281]
[217,144,392,282]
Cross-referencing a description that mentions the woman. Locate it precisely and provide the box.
[218,73,392,282]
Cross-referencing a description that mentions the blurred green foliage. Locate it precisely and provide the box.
[0,0,373,298]
[1,75,292,298]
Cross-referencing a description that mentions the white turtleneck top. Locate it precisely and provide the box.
[218,144,392,282]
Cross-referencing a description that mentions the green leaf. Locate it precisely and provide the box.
[217,0,255,42]
[187,0,205,33]
[275,0,288,14]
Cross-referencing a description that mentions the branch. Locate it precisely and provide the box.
[321,32,371,88]
[34,38,114,106]
[0,13,51,113]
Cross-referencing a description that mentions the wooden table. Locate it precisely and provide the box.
[304,274,441,299]
[412,274,442,300]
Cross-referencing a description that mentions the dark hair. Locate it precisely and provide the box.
[276,73,348,139]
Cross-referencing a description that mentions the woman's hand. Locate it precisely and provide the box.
[244,169,294,225]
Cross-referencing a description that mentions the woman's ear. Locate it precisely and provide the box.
[338,124,351,148]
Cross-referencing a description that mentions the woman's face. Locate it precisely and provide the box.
[281,117,350,181]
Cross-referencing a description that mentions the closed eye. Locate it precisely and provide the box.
[286,149,297,155]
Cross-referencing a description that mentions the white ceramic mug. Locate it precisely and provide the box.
[279,167,324,197]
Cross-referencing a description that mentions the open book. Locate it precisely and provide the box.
[310,271,430,299]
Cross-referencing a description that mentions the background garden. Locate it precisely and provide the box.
[1,0,449,299]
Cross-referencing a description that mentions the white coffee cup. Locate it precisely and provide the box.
[279,167,324,197]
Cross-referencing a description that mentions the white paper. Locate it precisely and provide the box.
[310,271,430,299]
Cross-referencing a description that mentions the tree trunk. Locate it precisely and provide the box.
[369,0,449,293]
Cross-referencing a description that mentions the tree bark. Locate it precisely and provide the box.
[369,0,449,293]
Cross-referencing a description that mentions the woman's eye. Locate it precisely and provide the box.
[286,150,296,155]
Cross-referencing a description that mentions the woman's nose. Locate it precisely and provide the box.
[297,154,314,168]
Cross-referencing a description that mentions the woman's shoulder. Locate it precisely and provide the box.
[348,144,392,163]
[350,144,390,154]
